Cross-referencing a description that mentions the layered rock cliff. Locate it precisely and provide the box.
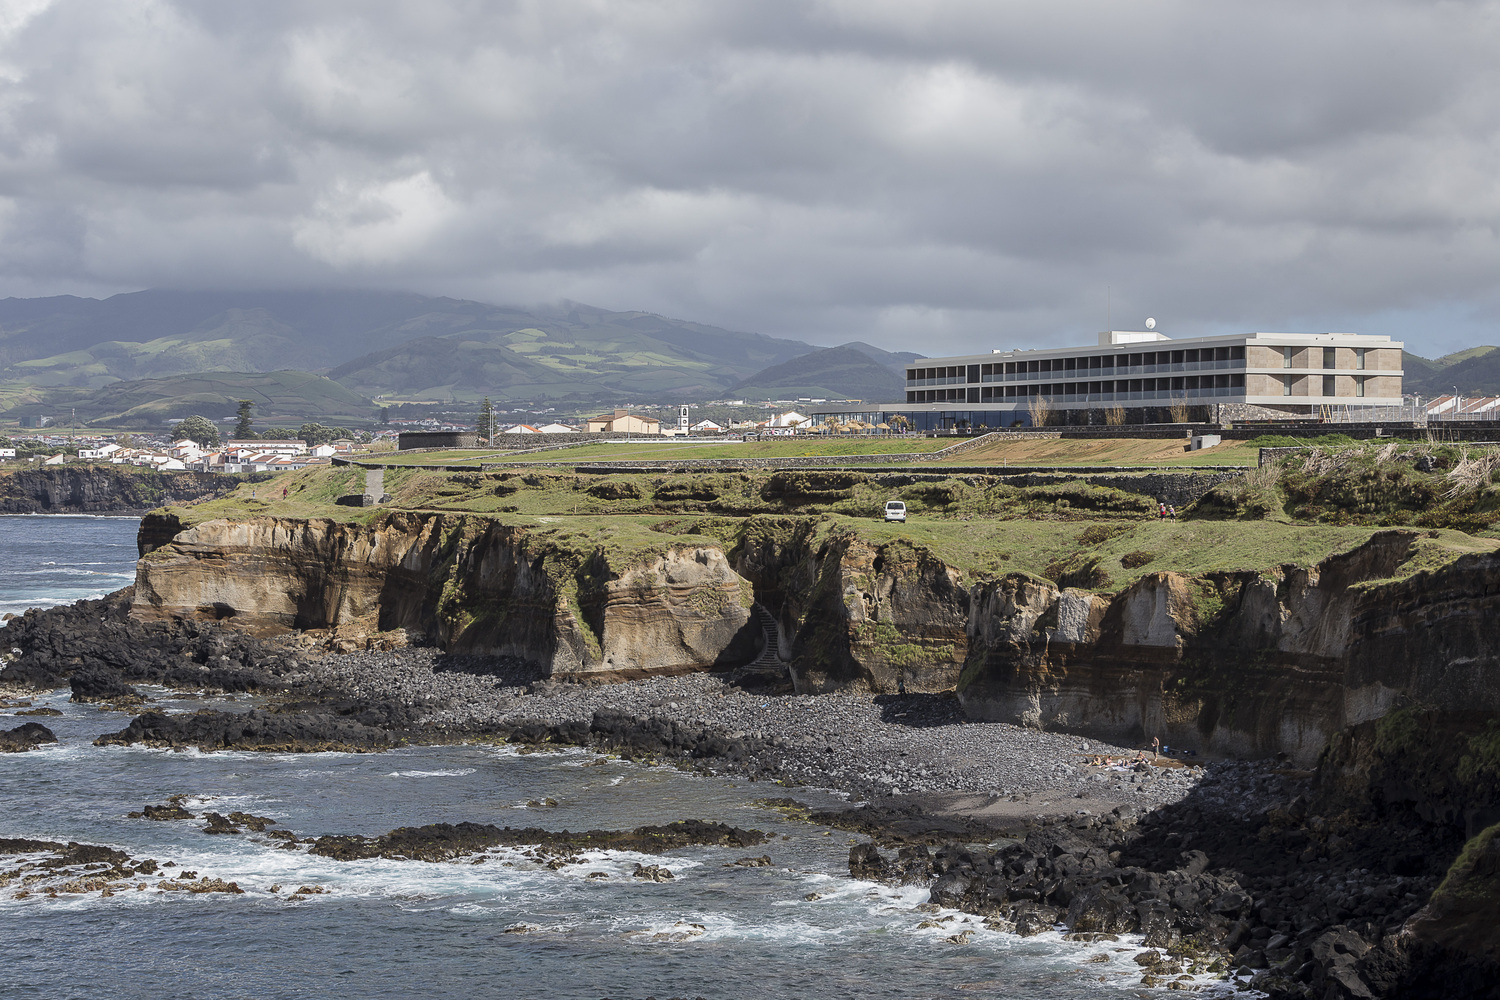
[134,511,1498,766]
[0,466,243,514]
[958,532,1500,765]
[133,512,760,680]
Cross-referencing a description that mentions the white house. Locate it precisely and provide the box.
[502,423,540,434]
[537,422,576,434]
[0,448,16,459]
[310,443,337,458]
[42,454,64,465]
[689,419,724,433]
[225,438,306,455]
[768,411,811,429]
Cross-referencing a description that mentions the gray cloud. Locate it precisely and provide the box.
[0,0,1497,355]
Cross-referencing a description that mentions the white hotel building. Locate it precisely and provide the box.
[817,329,1404,432]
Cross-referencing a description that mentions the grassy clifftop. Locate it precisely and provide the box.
[157,463,1495,593]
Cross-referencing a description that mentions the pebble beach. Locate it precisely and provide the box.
[300,647,1209,816]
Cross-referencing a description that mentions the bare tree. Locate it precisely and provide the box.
[1104,404,1126,426]
[1168,394,1191,423]
[1025,394,1053,428]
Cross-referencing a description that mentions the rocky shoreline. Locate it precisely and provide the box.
[4,591,1497,998]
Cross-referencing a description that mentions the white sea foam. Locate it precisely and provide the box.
[385,768,477,778]
[14,567,134,578]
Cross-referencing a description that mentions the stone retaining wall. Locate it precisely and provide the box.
[994,470,1244,506]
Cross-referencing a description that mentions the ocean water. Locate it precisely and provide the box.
[0,514,140,618]
[0,516,1210,999]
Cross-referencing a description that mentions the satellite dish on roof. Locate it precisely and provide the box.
[1145,317,1156,330]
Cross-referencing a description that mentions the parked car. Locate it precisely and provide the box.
[884,500,907,522]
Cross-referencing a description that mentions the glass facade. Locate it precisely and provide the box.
[906,344,1247,405]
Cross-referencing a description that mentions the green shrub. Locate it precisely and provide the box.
[1077,524,1121,546]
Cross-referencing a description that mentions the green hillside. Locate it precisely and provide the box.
[730,344,905,400]
[1402,351,1443,385]
[0,290,478,375]
[1404,346,1500,396]
[1436,345,1499,366]
[69,371,376,428]
[328,304,815,403]
[0,290,820,406]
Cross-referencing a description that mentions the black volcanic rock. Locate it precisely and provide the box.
[69,664,139,703]
[0,722,56,752]
[308,819,767,862]
[4,589,291,694]
[95,707,399,752]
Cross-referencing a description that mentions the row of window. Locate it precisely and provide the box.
[904,373,1377,404]
[906,375,1246,403]
[1287,347,1369,370]
[1289,375,1369,397]
[906,347,1248,384]
[907,345,1375,384]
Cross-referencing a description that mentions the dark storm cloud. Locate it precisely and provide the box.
[0,0,1496,354]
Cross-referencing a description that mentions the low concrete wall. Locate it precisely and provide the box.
[1225,422,1500,441]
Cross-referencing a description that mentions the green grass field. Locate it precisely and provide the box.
[359,438,952,466]
[367,435,1267,468]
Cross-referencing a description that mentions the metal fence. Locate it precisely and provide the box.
[1318,404,1426,423]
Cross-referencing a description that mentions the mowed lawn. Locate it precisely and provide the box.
[940,436,1259,467]
[473,437,951,463]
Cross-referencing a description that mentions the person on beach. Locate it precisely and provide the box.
[1152,736,1161,761]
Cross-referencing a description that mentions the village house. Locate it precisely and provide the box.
[503,423,540,434]
[537,422,576,433]
[585,409,661,434]
[225,438,307,455]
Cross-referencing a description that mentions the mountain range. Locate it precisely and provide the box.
[0,290,918,427]
[1402,346,1500,398]
[3,288,1496,429]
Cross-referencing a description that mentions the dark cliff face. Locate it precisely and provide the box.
[958,532,1500,766]
[0,466,240,515]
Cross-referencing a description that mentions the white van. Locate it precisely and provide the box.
[884,500,907,522]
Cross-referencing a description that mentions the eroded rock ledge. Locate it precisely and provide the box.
[131,513,1500,769]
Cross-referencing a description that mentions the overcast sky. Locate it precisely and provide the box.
[1,0,1497,356]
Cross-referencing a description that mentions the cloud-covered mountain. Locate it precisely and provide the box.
[0,289,823,410]
[0,4,1495,356]
[730,344,911,401]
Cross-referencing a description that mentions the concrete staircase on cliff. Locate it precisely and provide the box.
[730,604,792,690]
